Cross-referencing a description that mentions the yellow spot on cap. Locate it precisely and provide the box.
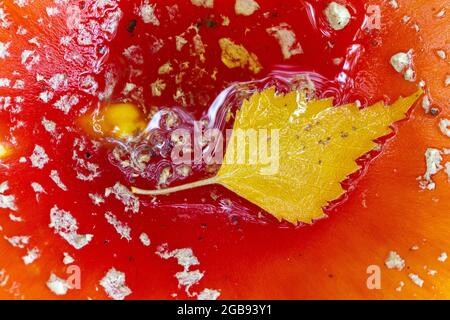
[0,143,9,159]
[80,103,147,140]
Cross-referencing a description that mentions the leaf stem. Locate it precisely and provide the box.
[132,176,220,196]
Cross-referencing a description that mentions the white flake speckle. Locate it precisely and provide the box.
[0,41,10,59]
[122,45,144,65]
[436,50,446,60]
[157,244,200,270]
[89,193,105,206]
[385,251,405,271]
[21,50,40,71]
[46,7,59,16]
[31,182,46,200]
[105,182,140,214]
[22,247,40,265]
[389,0,399,9]
[100,268,132,300]
[156,244,204,296]
[39,91,54,103]
[47,273,69,296]
[105,212,132,241]
[0,78,10,87]
[403,68,415,82]
[0,6,12,29]
[139,1,160,25]
[266,23,303,60]
[49,205,93,249]
[48,73,67,90]
[5,235,30,248]
[53,94,79,114]
[324,2,351,31]
[418,148,443,190]
[9,213,23,222]
[50,170,68,191]
[175,270,204,293]
[408,273,424,287]
[390,51,410,73]
[30,145,49,169]
[191,0,214,8]
[42,117,57,134]
[395,281,404,292]
[0,181,17,211]
[439,119,450,138]
[197,288,221,300]
[235,0,259,16]
[139,232,151,246]
[422,95,431,113]
[438,252,447,263]
[13,79,25,89]
[436,8,446,18]
[63,252,75,265]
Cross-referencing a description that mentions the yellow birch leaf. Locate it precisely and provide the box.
[133,88,422,224]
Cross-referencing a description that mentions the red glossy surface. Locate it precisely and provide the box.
[0,0,449,299]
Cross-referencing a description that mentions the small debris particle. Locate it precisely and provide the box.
[428,269,438,276]
[158,167,172,186]
[175,35,188,51]
[158,62,173,75]
[127,19,137,33]
[151,79,166,96]
[219,37,262,74]
[221,15,230,26]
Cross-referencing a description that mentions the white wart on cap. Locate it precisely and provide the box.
[324,2,351,30]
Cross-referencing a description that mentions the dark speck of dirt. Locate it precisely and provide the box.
[127,19,137,33]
